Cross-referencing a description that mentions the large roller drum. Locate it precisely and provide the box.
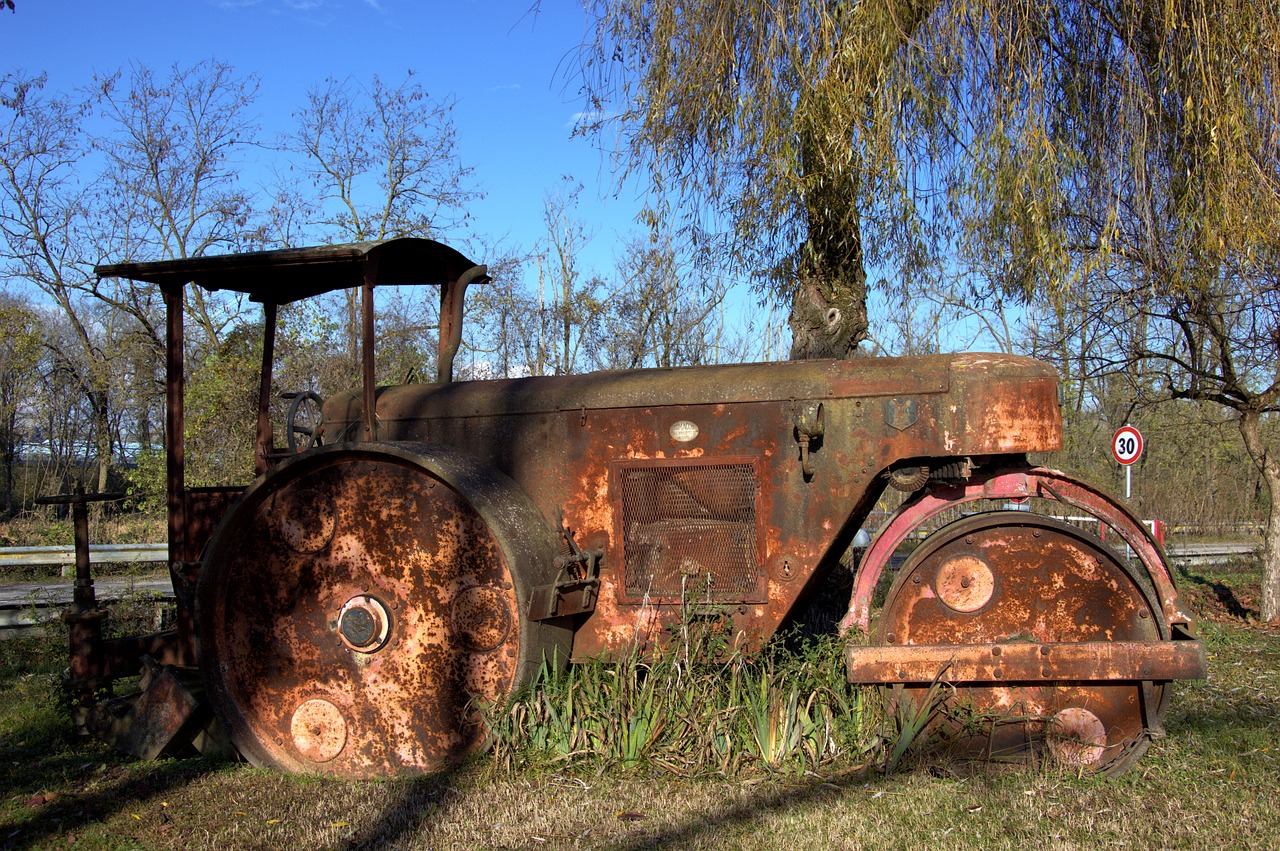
[196,443,570,779]
[874,511,1168,773]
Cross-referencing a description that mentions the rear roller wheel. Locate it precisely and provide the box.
[197,443,569,779]
[876,511,1168,774]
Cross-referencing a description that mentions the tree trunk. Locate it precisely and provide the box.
[787,271,868,360]
[2,447,13,518]
[1238,410,1280,623]
[1258,459,1280,625]
[92,391,111,495]
[785,0,937,361]
[787,136,870,360]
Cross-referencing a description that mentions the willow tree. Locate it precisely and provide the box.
[578,0,936,359]
[920,1,1280,622]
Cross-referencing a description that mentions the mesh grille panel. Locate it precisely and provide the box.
[618,460,763,601]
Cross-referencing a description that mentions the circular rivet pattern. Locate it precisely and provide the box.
[450,585,512,653]
[276,488,336,554]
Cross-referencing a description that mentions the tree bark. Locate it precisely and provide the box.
[1261,466,1280,625]
[788,271,868,360]
[784,0,934,361]
[1238,409,1280,623]
[91,389,111,494]
[788,124,870,360]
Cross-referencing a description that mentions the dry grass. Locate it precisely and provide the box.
[0,512,165,550]
[1,556,1277,850]
[3,728,1276,850]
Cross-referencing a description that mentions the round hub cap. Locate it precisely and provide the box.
[291,698,347,763]
[935,554,995,613]
[337,595,392,652]
[1047,707,1108,766]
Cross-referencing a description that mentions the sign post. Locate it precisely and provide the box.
[1111,425,1144,500]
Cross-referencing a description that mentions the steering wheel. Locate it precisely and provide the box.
[284,391,325,453]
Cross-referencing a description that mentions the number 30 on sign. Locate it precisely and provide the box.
[1112,425,1143,466]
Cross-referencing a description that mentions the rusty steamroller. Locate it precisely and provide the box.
[78,238,1204,778]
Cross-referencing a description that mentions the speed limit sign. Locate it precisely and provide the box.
[1112,425,1143,466]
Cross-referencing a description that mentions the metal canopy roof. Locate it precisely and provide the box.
[94,237,484,304]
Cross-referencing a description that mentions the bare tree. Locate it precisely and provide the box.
[288,71,483,380]
[598,231,732,369]
[0,72,118,493]
[528,179,610,375]
[92,59,262,350]
[2,63,265,495]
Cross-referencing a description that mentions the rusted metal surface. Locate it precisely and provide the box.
[528,546,602,621]
[361,270,377,441]
[866,512,1176,772]
[841,466,1194,635]
[321,352,1063,660]
[36,491,124,722]
[613,456,765,604]
[437,265,488,384]
[164,286,185,574]
[100,632,186,678]
[96,238,482,303]
[196,444,569,779]
[182,487,246,562]
[846,640,1207,683]
[255,301,278,475]
[167,486,247,667]
[88,664,203,760]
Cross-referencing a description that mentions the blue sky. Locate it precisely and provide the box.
[3,1,1012,359]
[2,0,647,278]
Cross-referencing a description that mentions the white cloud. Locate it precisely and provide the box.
[567,108,618,127]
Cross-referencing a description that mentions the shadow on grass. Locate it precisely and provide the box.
[0,632,220,850]
[0,744,223,850]
[608,768,877,851]
[1176,566,1255,619]
[604,696,1277,851]
[337,772,460,851]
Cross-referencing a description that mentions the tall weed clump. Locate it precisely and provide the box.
[485,608,884,777]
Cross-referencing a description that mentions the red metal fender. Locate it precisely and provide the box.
[838,466,1194,635]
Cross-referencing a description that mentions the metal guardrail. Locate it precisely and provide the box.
[1164,541,1258,564]
[0,576,174,630]
[0,542,172,632]
[0,539,1259,634]
[0,543,168,574]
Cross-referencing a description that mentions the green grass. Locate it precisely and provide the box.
[485,627,880,778]
[1,557,1277,849]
